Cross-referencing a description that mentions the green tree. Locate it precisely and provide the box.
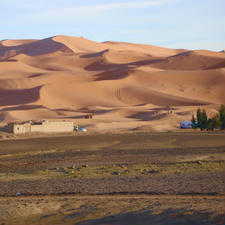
[207,118,213,131]
[207,117,217,131]
[201,109,208,130]
[213,114,221,128]
[191,115,197,129]
[193,106,224,131]
[196,108,202,129]
[219,104,225,130]
[196,108,208,130]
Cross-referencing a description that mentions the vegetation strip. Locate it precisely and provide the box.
[0,161,224,181]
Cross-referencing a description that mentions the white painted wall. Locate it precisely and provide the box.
[30,124,43,132]
[42,121,73,133]
[14,123,31,134]
[13,121,74,134]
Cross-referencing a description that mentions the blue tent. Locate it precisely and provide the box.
[180,121,193,129]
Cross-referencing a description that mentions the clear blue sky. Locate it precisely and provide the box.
[0,0,224,51]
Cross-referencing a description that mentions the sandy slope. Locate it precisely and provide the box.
[0,35,224,131]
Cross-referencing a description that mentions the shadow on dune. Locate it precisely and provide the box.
[0,86,42,106]
[0,38,73,60]
[84,57,163,73]
[4,59,17,62]
[129,111,168,121]
[128,58,164,67]
[206,61,225,70]
[76,208,224,225]
[0,105,44,112]
[84,59,126,71]
[94,67,131,81]
[150,107,177,111]
[155,51,225,70]
[28,73,46,78]
[81,49,109,58]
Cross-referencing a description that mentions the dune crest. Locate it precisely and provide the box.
[52,35,106,53]
[1,39,37,47]
[0,35,224,131]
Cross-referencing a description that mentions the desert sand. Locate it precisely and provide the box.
[0,35,224,132]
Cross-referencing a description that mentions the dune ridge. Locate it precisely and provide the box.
[0,35,224,131]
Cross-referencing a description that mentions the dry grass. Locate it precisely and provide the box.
[0,161,224,181]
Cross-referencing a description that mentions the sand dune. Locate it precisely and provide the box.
[103,41,185,57]
[0,37,73,61]
[82,49,152,64]
[150,51,225,70]
[0,35,224,131]
[1,39,37,47]
[53,35,106,53]
[117,86,209,106]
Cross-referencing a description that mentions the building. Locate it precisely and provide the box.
[5,120,74,134]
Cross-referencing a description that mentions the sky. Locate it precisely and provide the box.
[0,0,224,51]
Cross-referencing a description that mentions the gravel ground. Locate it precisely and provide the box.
[0,172,224,196]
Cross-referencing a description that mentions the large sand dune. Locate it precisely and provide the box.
[0,35,224,131]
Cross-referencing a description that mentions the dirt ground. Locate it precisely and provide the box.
[0,195,224,225]
[0,132,224,224]
[0,172,224,196]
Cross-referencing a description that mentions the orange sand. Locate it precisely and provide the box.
[0,35,224,132]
